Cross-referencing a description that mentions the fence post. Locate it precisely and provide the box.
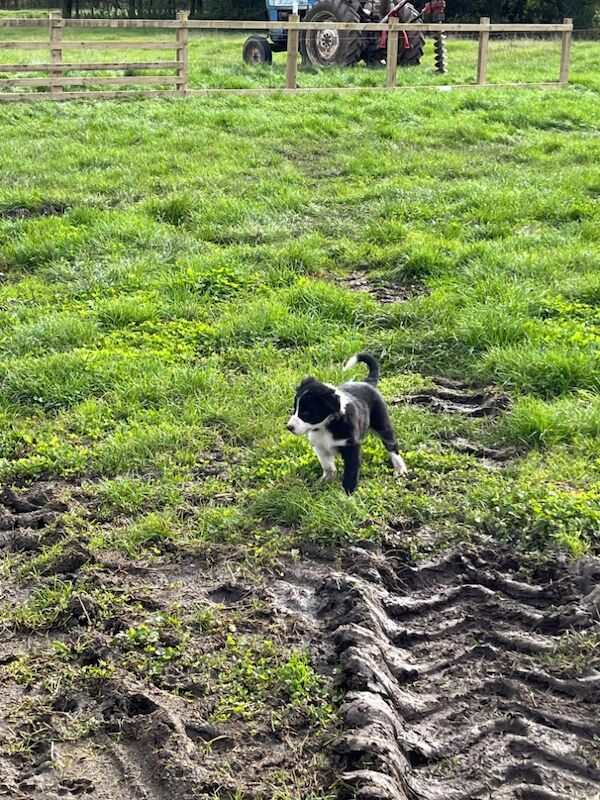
[49,10,63,99]
[559,17,573,86]
[286,13,299,90]
[476,16,490,86]
[386,21,399,88]
[176,10,189,96]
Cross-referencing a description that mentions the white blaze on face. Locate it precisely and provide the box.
[286,413,312,435]
[287,395,313,435]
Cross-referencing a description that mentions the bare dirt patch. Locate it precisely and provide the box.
[445,436,516,462]
[441,435,519,469]
[191,443,230,482]
[0,487,336,799]
[0,203,69,220]
[331,271,425,304]
[394,378,518,467]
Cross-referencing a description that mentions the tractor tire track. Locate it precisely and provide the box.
[325,545,600,800]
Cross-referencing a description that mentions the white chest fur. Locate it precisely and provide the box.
[308,427,348,479]
[309,428,349,452]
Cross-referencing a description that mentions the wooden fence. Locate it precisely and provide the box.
[0,13,574,102]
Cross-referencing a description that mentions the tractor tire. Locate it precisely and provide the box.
[300,0,363,67]
[396,2,425,67]
[243,36,272,66]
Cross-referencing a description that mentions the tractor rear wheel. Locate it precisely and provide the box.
[396,2,425,67]
[300,0,362,67]
[243,35,273,65]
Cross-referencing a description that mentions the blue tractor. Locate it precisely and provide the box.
[242,0,443,69]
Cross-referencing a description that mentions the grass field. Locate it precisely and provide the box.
[1,30,600,799]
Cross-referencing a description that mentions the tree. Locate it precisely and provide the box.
[441,0,599,25]
[524,0,600,27]
[60,0,599,24]
[199,0,265,18]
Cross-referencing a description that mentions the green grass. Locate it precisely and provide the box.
[0,34,599,796]
[0,62,598,556]
[0,8,50,17]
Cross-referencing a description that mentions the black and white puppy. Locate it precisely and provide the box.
[286,353,407,494]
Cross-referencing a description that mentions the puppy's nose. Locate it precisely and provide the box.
[286,423,295,432]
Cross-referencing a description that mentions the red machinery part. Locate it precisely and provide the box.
[379,0,416,49]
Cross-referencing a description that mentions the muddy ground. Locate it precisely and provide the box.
[1,483,599,799]
[329,270,426,305]
[331,544,600,800]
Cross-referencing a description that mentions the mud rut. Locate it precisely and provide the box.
[2,515,599,799]
[330,272,425,305]
[325,544,600,800]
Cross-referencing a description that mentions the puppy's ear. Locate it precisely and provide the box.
[322,389,341,415]
[299,376,315,388]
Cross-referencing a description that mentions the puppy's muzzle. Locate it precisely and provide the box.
[286,414,306,434]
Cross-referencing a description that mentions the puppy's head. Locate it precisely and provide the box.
[286,377,340,435]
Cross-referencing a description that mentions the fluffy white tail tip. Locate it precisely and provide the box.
[343,355,359,371]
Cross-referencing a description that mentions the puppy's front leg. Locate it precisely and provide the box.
[310,438,337,482]
[316,451,336,482]
[340,445,361,495]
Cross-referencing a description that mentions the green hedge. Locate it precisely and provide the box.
[446,1,598,28]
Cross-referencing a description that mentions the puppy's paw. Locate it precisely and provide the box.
[391,453,409,476]
[318,470,337,484]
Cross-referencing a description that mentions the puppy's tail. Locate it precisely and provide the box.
[343,352,380,386]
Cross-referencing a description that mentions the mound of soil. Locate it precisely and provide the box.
[0,483,69,552]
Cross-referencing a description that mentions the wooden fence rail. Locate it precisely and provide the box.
[0,10,188,101]
[0,13,574,103]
